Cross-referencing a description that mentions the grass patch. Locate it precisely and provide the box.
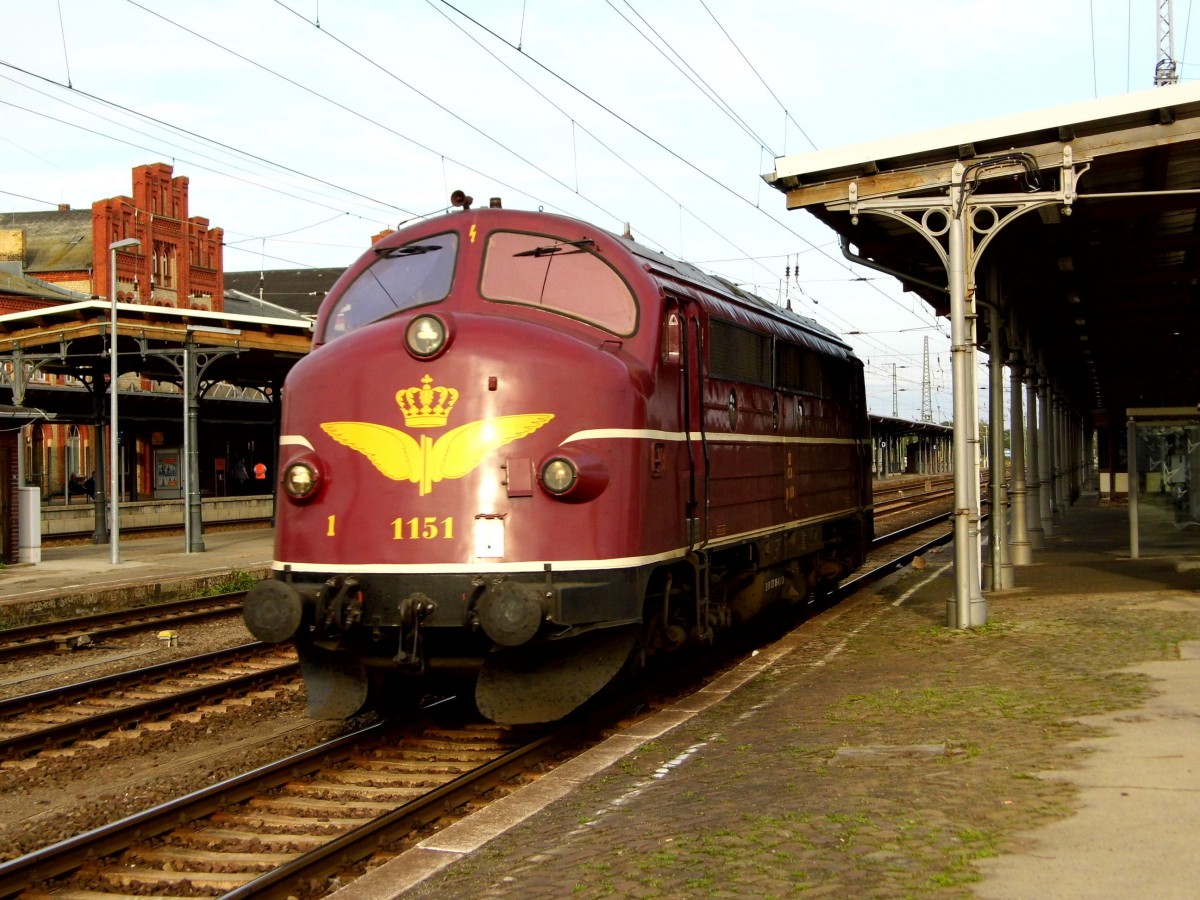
[831,684,1036,722]
[200,568,260,595]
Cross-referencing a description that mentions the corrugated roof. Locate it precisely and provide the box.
[223,289,309,320]
[0,268,93,303]
[0,209,94,274]
[224,268,345,316]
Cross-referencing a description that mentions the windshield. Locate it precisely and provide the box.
[322,232,458,342]
[480,231,637,335]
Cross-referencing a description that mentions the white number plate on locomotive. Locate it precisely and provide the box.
[474,516,505,558]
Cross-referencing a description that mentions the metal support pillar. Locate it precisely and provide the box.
[1038,375,1055,536]
[947,191,986,627]
[824,150,1083,626]
[1051,396,1063,518]
[983,300,1012,589]
[1082,423,1091,491]
[1007,351,1033,564]
[1128,416,1140,558]
[1025,373,1045,548]
[1067,410,1074,499]
[1067,405,1077,503]
[138,333,237,554]
[92,426,109,545]
[183,339,205,553]
[1073,415,1082,499]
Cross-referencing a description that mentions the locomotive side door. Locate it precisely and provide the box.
[665,294,709,550]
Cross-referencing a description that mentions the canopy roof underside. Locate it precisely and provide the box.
[766,82,1200,420]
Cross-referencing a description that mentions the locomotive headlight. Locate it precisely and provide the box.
[540,458,577,494]
[538,450,609,502]
[405,314,447,358]
[283,460,320,501]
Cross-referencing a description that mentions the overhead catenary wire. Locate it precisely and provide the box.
[0,188,61,207]
[266,0,637,234]
[55,0,72,88]
[120,0,940,358]
[0,94,392,222]
[432,0,946,336]
[121,0,575,227]
[28,3,937,381]
[0,64,409,222]
[223,213,354,246]
[608,0,778,155]
[697,0,818,153]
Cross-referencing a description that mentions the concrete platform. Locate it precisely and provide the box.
[0,527,273,622]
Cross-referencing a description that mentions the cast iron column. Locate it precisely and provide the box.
[1007,351,1033,564]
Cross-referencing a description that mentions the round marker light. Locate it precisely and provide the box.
[283,461,319,500]
[406,314,446,358]
[541,458,577,495]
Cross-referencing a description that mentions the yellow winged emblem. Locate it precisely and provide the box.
[322,414,554,495]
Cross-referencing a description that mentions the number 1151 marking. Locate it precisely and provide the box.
[393,516,455,540]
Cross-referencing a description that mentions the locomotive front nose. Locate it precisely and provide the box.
[476,580,545,647]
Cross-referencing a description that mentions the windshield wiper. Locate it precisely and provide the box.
[513,238,596,258]
[375,243,443,258]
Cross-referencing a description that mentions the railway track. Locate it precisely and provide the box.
[872,473,986,518]
[0,594,245,662]
[0,514,959,899]
[0,501,954,762]
[0,715,556,898]
[0,643,297,760]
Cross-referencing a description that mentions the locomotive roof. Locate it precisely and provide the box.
[615,232,854,354]
[351,207,856,358]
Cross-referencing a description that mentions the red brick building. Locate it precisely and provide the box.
[92,162,224,310]
[0,163,226,504]
[2,162,224,309]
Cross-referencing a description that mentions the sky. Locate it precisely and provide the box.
[1,0,1192,421]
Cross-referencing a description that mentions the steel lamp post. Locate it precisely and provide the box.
[108,237,140,564]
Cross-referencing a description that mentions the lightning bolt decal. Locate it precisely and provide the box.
[469,224,477,243]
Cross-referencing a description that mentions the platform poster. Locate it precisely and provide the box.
[154,448,182,499]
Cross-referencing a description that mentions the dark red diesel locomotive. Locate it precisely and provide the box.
[243,199,873,724]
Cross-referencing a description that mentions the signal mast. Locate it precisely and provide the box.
[1156,0,1179,86]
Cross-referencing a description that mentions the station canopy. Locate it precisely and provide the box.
[764,81,1200,421]
[0,300,313,423]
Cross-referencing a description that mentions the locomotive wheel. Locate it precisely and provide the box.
[475,624,641,724]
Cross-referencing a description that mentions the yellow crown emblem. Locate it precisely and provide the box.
[396,375,459,428]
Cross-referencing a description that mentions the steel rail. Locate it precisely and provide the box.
[840,512,978,598]
[0,718,559,900]
[219,730,565,899]
[872,512,952,548]
[0,647,297,759]
[0,641,271,718]
[873,487,955,515]
[0,594,245,660]
[0,722,387,897]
